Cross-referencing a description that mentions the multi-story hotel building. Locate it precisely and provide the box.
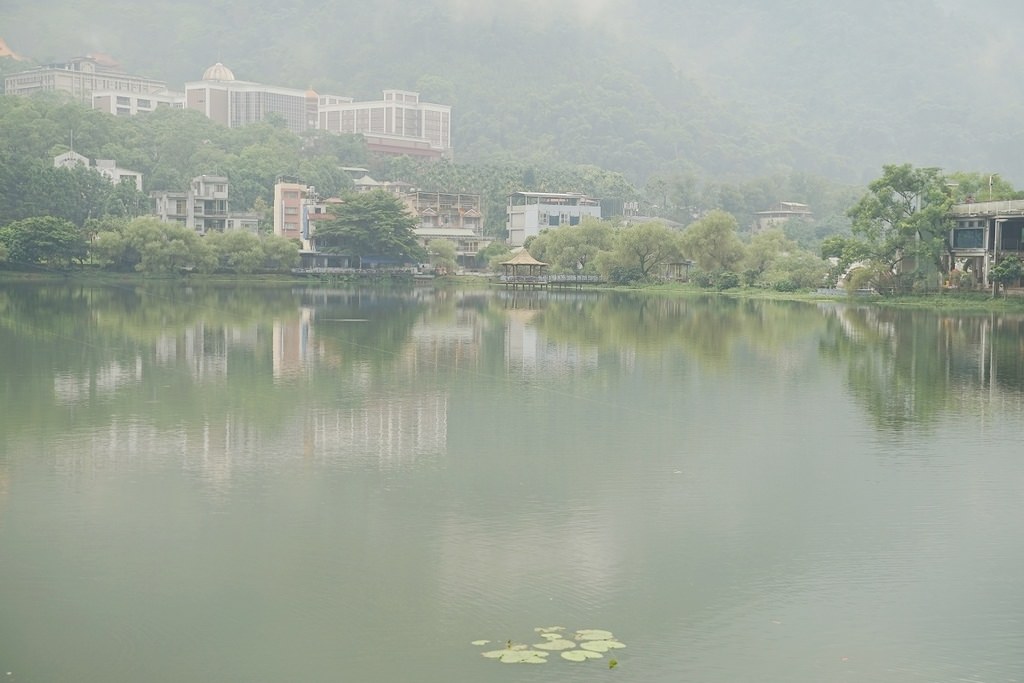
[4,56,167,103]
[185,63,316,135]
[318,90,452,158]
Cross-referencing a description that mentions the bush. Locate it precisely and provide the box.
[608,265,646,285]
[716,271,740,290]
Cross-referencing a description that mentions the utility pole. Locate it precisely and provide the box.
[989,173,999,201]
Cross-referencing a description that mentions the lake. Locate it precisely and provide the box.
[1,282,1022,682]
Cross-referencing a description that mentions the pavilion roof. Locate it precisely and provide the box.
[501,249,548,266]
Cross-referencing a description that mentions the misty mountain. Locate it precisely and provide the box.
[4,0,1023,185]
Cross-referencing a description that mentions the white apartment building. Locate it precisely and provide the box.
[54,152,143,191]
[152,175,229,234]
[92,89,185,116]
[506,192,602,247]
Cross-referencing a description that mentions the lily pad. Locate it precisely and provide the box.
[575,629,615,641]
[561,649,603,661]
[498,650,549,664]
[533,638,578,651]
[580,640,626,653]
[471,640,489,646]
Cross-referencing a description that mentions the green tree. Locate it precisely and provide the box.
[314,190,425,266]
[261,235,300,271]
[0,216,85,267]
[762,251,830,290]
[847,164,954,292]
[528,217,614,273]
[427,239,458,274]
[206,231,265,273]
[92,217,214,274]
[742,228,797,285]
[989,256,1022,296]
[478,242,512,271]
[597,221,682,279]
[679,210,746,272]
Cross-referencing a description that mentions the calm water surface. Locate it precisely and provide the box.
[1,283,1022,682]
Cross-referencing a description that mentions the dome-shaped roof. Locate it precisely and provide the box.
[202,62,235,81]
[305,87,319,99]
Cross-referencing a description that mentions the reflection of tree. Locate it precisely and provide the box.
[817,306,1024,430]
[532,292,824,370]
[309,290,425,372]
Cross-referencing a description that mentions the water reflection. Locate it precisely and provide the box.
[3,283,1024,682]
[4,283,1024,477]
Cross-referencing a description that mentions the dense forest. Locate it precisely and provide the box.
[3,0,1022,186]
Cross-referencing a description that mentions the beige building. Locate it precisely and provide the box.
[185,63,315,134]
[753,202,813,233]
[4,56,166,103]
[318,90,451,158]
[273,180,341,250]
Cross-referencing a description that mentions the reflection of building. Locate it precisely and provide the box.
[4,55,166,103]
[506,192,602,247]
[948,199,1024,287]
[753,201,813,233]
[272,308,316,380]
[502,298,599,377]
[308,392,449,466]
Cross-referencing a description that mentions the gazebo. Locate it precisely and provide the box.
[500,249,549,289]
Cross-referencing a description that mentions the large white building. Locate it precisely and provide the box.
[53,151,143,191]
[4,56,166,103]
[506,192,602,247]
[318,90,452,158]
[92,89,185,116]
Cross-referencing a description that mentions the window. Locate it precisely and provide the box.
[953,228,984,248]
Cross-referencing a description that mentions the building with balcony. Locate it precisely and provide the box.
[273,180,343,251]
[948,199,1024,287]
[405,192,488,269]
[152,175,230,234]
[506,192,602,247]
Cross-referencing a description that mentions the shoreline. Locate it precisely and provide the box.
[3,269,1024,312]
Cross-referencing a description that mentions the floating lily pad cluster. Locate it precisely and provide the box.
[473,626,625,665]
